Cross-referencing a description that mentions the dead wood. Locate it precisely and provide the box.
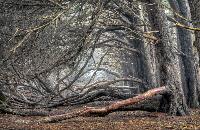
[0,106,49,116]
[39,86,169,123]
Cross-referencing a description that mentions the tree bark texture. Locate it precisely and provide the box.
[169,0,199,107]
[147,0,189,115]
[189,0,200,103]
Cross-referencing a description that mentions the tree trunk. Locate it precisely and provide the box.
[189,0,200,103]
[147,0,189,115]
[169,0,199,107]
[120,2,160,93]
[0,15,7,111]
[138,3,160,89]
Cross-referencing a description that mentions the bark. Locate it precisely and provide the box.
[189,0,200,103]
[189,0,200,61]
[119,2,159,93]
[117,19,144,92]
[0,15,7,111]
[39,86,169,123]
[0,90,6,112]
[0,91,6,103]
[139,3,160,89]
[169,0,199,107]
[147,0,189,115]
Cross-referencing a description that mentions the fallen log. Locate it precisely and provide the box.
[39,86,169,123]
[0,105,49,116]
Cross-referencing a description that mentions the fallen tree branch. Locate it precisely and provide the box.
[40,86,169,123]
[167,16,200,31]
[0,105,49,116]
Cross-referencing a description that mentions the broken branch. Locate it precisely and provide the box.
[40,86,169,123]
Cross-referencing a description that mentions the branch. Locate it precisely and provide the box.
[39,86,169,123]
[167,16,200,31]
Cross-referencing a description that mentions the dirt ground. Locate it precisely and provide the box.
[0,108,200,130]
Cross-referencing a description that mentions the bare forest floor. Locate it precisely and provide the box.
[0,106,200,130]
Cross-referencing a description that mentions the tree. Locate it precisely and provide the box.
[0,0,199,118]
[168,0,199,108]
[145,0,188,115]
[189,0,200,102]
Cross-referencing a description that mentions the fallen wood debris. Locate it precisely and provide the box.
[40,86,169,123]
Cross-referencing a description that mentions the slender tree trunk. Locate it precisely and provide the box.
[121,2,160,93]
[138,3,160,89]
[0,41,6,110]
[0,16,6,109]
[116,3,151,93]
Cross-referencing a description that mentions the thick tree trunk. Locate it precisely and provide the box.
[147,0,189,115]
[169,0,199,107]
[189,0,200,103]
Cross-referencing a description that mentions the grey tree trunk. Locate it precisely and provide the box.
[148,0,189,115]
[115,2,153,93]
[138,3,160,89]
[0,17,6,106]
[188,0,200,103]
[0,7,14,110]
[169,0,199,107]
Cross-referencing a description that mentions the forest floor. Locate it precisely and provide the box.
[0,106,200,130]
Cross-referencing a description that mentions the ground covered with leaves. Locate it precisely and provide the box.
[0,107,200,130]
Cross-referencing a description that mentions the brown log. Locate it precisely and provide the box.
[39,86,169,123]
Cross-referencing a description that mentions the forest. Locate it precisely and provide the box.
[0,0,200,129]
